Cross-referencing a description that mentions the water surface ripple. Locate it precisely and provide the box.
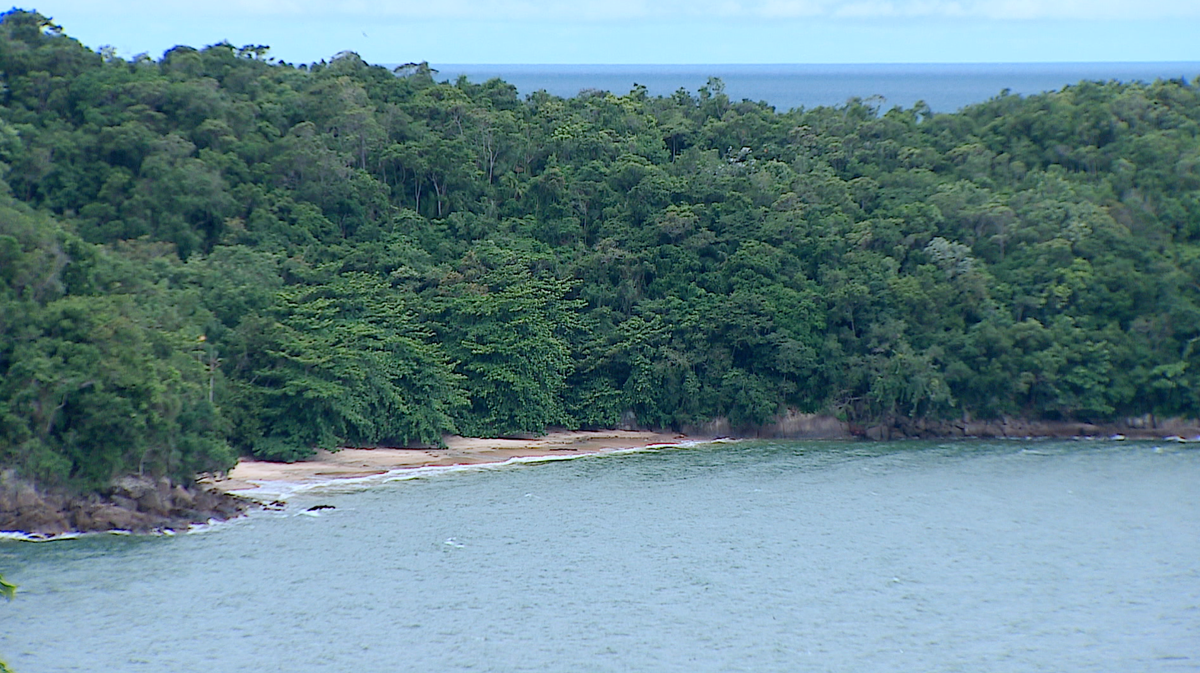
[3,440,1197,671]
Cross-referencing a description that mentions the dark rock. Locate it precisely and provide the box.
[681,416,732,437]
[171,485,196,508]
[6,498,68,535]
[758,410,852,439]
[90,504,143,531]
[0,470,252,536]
[14,485,41,510]
[112,475,156,500]
[110,494,138,511]
[136,489,169,516]
[70,507,94,531]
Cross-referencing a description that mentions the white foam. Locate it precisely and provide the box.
[185,509,283,535]
[0,530,81,542]
[2,441,724,539]
[229,439,720,500]
[0,524,206,542]
[0,508,273,542]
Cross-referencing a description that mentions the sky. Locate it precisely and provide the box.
[18,1,1200,65]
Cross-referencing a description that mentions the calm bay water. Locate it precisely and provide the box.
[3,439,1198,672]
[433,63,1200,113]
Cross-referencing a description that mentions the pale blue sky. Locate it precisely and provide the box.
[21,1,1200,65]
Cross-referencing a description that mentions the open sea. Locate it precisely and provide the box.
[433,63,1200,112]
[3,439,1198,672]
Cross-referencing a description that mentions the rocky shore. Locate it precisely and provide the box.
[5,416,1195,537]
[0,471,251,537]
[684,410,1200,442]
[856,414,1200,441]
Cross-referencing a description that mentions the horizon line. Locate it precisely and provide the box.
[424,60,1200,67]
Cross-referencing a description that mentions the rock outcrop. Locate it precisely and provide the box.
[0,471,250,536]
[680,412,854,439]
[860,415,1200,441]
[683,409,1200,442]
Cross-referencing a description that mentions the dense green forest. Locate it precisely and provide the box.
[2,10,1199,487]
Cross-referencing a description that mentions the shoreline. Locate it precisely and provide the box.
[3,431,694,537]
[201,430,695,496]
[7,423,1197,537]
[203,416,1200,497]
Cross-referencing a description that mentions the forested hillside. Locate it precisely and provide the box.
[2,10,1199,487]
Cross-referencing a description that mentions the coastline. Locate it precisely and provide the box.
[202,430,693,496]
[0,430,694,538]
[7,420,1197,537]
[0,472,248,538]
[202,415,1200,497]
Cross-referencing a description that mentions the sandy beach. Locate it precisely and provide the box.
[203,430,693,495]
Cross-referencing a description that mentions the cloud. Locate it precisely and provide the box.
[41,0,1200,21]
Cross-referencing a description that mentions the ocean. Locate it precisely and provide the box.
[3,439,1197,672]
[431,63,1200,113]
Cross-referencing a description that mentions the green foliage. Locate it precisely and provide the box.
[3,7,1200,485]
[244,271,464,458]
[0,189,235,487]
[430,243,581,436]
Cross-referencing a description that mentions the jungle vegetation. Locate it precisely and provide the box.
[2,10,1199,487]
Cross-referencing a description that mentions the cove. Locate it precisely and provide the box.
[2,439,1197,672]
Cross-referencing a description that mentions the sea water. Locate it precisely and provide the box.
[432,63,1200,113]
[2,439,1198,672]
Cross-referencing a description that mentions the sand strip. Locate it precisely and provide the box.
[202,430,694,494]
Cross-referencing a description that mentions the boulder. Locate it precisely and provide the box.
[111,475,157,500]
[171,485,196,509]
[136,489,169,516]
[760,410,852,439]
[0,472,252,535]
[90,504,145,531]
[110,494,138,512]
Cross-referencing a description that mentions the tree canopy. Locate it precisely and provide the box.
[2,9,1200,486]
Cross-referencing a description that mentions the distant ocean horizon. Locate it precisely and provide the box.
[427,62,1200,113]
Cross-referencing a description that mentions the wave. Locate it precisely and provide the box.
[3,440,733,539]
[227,438,729,501]
[0,516,245,542]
